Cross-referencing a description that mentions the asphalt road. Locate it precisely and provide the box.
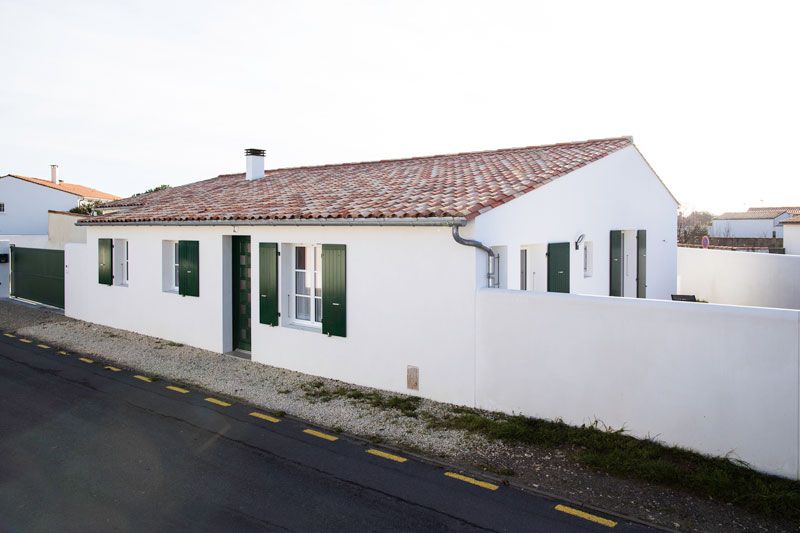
[0,332,655,532]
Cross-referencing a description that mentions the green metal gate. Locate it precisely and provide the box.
[10,246,65,308]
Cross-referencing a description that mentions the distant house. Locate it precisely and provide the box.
[0,166,120,248]
[709,207,800,238]
[783,215,800,255]
[65,137,678,402]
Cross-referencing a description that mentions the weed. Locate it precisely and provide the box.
[431,412,800,520]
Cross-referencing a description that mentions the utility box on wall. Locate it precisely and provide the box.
[0,241,10,299]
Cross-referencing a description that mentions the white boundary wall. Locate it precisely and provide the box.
[678,247,800,310]
[476,289,800,480]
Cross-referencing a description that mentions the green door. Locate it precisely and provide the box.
[10,247,65,308]
[610,230,622,297]
[637,230,647,298]
[232,236,251,351]
[546,242,570,293]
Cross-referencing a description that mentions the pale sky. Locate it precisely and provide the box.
[1,0,798,214]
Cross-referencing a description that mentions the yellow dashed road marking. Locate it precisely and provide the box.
[19,339,32,344]
[249,412,280,423]
[37,344,50,349]
[166,385,189,394]
[134,375,154,383]
[303,429,338,442]
[367,449,408,463]
[104,365,122,372]
[444,472,499,491]
[205,397,232,407]
[4,333,15,338]
[57,351,68,356]
[555,505,617,528]
[78,357,94,364]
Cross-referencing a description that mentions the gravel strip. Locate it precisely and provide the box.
[1,299,793,532]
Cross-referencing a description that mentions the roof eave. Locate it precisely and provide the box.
[76,216,468,227]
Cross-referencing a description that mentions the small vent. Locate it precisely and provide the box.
[407,365,419,391]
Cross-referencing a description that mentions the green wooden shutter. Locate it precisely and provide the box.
[609,230,622,297]
[98,238,113,285]
[321,244,346,337]
[637,229,647,298]
[546,242,570,293]
[259,242,279,326]
[178,240,200,297]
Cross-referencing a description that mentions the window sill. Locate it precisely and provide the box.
[163,288,179,294]
[283,322,322,334]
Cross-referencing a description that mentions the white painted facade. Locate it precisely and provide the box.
[678,247,800,309]
[0,175,80,235]
[784,224,800,255]
[476,289,800,480]
[710,214,790,238]
[471,146,678,299]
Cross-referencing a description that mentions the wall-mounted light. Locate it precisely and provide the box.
[575,234,585,250]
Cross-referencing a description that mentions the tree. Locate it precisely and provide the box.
[677,210,715,243]
[69,200,99,215]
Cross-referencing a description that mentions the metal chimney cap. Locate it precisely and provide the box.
[245,148,265,157]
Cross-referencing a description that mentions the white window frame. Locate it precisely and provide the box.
[291,244,322,328]
[162,240,180,293]
[173,241,180,290]
[113,238,128,286]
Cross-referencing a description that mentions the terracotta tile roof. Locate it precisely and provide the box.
[715,210,787,220]
[782,215,800,225]
[4,174,120,201]
[83,137,633,224]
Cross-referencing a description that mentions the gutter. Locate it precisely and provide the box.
[452,226,498,288]
[76,216,468,227]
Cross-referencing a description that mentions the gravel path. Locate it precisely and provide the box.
[1,299,793,532]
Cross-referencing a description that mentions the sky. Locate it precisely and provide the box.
[1,0,798,214]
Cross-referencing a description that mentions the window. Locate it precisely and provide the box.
[113,239,128,286]
[583,241,594,278]
[163,241,179,292]
[0,203,5,213]
[292,245,322,326]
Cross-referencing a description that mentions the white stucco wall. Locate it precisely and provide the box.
[710,216,787,238]
[471,145,678,300]
[68,225,479,405]
[475,289,800,480]
[48,212,86,247]
[678,247,800,309]
[785,224,800,255]
[0,176,80,234]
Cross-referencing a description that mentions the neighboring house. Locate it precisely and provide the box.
[783,215,800,255]
[67,137,678,404]
[710,207,800,238]
[0,166,120,239]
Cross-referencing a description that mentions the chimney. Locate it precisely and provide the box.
[245,148,265,180]
[50,164,59,184]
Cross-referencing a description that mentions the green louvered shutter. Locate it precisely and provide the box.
[637,230,647,298]
[321,244,346,337]
[98,238,113,285]
[259,242,279,326]
[609,230,622,297]
[178,240,200,297]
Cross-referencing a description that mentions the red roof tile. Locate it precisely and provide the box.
[5,174,120,201]
[85,137,632,224]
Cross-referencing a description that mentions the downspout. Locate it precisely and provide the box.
[452,225,498,288]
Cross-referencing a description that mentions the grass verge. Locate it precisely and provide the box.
[431,410,800,521]
[302,380,421,417]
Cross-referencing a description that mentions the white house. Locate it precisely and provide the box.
[709,207,800,238]
[65,137,678,406]
[783,216,800,255]
[0,167,120,247]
